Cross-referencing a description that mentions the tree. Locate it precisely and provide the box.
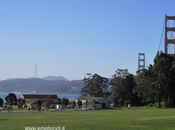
[134,52,175,108]
[133,64,160,107]
[55,98,61,104]
[36,99,42,111]
[123,74,141,106]
[17,98,26,113]
[108,69,140,107]
[92,100,96,110]
[71,100,76,108]
[44,101,50,110]
[5,93,17,109]
[61,97,69,108]
[0,98,4,107]
[77,100,82,109]
[31,106,35,112]
[85,100,88,110]
[152,52,175,108]
[81,73,109,97]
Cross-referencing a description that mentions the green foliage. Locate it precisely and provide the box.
[5,93,17,109]
[92,100,96,109]
[133,65,158,106]
[61,97,69,108]
[36,99,42,111]
[71,100,76,108]
[44,101,50,110]
[31,106,35,112]
[28,107,31,112]
[17,98,26,113]
[152,52,175,108]
[17,98,26,109]
[85,100,88,110]
[77,99,82,108]
[134,51,175,108]
[0,98,4,107]
[81,73,109,97]
[109,69,141,107]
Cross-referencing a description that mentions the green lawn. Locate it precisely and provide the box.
[0,108,175,130]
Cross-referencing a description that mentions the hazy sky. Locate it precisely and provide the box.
[0,0,174,80]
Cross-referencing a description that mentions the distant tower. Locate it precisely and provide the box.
[138,53,145,71]
[35,64,37,78]
[164,15,175,54]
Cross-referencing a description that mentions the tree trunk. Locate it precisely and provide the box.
[168,95,171,108]
[158,94,161,108]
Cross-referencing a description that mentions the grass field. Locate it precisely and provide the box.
[0,108,175,130]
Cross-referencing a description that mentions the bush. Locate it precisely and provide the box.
[27,107,31,112]
[147,103,153,107]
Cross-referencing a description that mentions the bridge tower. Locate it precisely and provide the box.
[138,53,145,71]
[164,15,175,54]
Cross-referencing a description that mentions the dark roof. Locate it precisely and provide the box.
[75,97,104,101]
[22,94,58,99]
[29,99,61,105]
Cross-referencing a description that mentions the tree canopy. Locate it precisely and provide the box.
[17,98,26,113]
[36,99,42,111]
[77,99,82,108]
[0,98,4,107]
[134,51,175,108]
[79,52,175,108]
[5,93,17,108]
[108,69,140,107]
[81,73,109,97]
[61,97,69,108]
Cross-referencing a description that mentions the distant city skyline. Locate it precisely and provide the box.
[0,0,175,80]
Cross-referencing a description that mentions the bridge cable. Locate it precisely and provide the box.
[158,21,165,52]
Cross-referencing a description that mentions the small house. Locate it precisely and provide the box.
[21,94,61,109]
[74,97,110,109]
[82,100,101,110]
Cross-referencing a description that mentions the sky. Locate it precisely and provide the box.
[0,0,175,81]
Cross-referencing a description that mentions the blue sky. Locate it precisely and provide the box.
[0,0,174,80]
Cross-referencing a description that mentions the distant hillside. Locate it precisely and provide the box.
[0,78,83,94]
[42,76,69,81]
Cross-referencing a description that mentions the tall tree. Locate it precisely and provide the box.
[61,97,69,108]
[134,52,175,108]
[108,69,129,106]
[0,98,4,107]
[133,65,160,107]
[108,69,140,107]
[36,99,42,111]
[5,93,17,109]
[44,101,50,110]
[152,51,175,108]
[17,98,26,113]
[71,100,76,108]
[81,73,109,97]
[77,100,82,108]
[85,100,88,110]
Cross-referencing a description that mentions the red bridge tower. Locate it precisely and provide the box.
[138,53,145,71]
[164,15,175,54]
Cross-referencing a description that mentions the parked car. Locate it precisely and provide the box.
[41,107,47,110]
[67,106,72,109]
